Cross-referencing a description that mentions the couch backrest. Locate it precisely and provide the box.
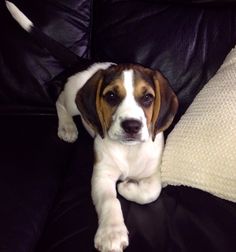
[0,0,92,114]
[1,0,236,119]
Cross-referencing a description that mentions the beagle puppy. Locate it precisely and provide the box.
[5,2,178,251]
[56,63,178,252]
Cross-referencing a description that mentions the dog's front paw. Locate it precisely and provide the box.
[118,180,140,202]
[58,121,78,143]
[118,179,161,204]
[95,222,129,252]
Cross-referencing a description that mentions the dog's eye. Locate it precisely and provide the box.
[103,91,120,106]
[140,93,154,107]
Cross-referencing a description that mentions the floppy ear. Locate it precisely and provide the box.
[151,71,178,140]
[75,70,105,138]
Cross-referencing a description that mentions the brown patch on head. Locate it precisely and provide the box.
[75,69,105,137]
[131,64,178,140]
[152,71,179,136]
[99,79,126,130]
[75,65,128,137]
[133,78,155,129]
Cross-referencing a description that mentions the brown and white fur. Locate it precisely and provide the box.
[5,2,178,251]
[57,63,178,252]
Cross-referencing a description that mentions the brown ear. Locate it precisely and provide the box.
[151,71,178,140]
[75,70,105,138]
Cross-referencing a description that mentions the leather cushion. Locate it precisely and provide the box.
[0,115,74,252]
[0,0,92,112]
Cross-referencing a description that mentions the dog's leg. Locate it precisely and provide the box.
[92,167,129,252]
[56,91,78,142]
[117,171,162,205]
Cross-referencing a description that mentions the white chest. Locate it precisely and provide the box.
[94,133,164,180]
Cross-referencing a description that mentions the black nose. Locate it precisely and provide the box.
[121,119,142,134]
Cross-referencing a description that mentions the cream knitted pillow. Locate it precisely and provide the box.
[161,46,236,202]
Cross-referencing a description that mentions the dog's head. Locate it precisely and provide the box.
[76,64,178,144]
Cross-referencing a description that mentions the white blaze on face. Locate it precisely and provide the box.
[108,69,150,143]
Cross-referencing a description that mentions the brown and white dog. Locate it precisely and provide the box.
[56,62,178,252]
[6,2,178,252]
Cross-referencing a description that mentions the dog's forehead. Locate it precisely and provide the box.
[102,64,155,90]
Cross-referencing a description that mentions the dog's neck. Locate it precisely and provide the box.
[94,133,164,181]
[94,133,163,160]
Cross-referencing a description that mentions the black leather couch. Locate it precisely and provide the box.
[1,0,236,251]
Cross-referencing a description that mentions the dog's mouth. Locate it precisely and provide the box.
[108,130,147,145]
[120,133,144,145]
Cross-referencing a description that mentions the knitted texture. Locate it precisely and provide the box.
[161,46,236,202]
